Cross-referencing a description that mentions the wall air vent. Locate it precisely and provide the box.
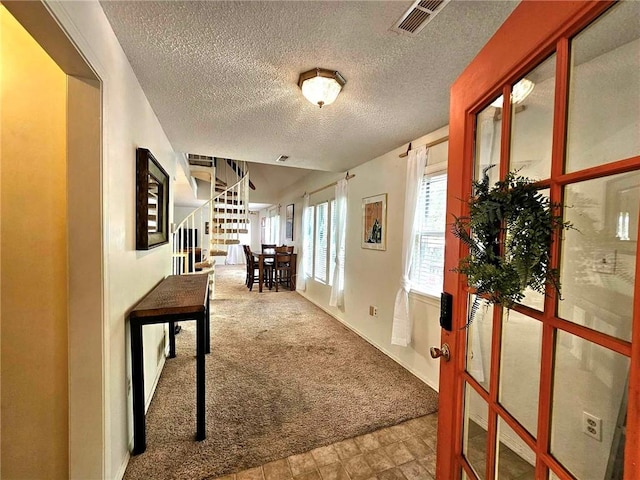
[187,153,215,167]
[391,0,450,37]
[276,155,289,163]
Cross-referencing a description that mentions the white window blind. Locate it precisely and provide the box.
[263,209,280,244]
[329,199,336,286]
[305,206,315,278]
[270,214,280,244]
[410,172,447,296]
[314,202,328,283]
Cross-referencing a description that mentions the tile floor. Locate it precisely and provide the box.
[213,413,438,480]
[465,420,535,480]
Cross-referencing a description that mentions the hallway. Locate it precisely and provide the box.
[123,266,438,479]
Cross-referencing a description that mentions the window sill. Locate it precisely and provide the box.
[409,289,440,307]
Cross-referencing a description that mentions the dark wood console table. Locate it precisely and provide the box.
[129,274,210,455]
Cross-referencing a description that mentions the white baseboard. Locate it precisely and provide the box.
[296,291,439,393]
[146,351,167,412]
[114,451,130,480]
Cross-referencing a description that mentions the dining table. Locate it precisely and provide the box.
[250,250,297,292]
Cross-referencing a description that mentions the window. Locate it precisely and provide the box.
[263,208,280,244]
[270,214,280,244]
[329,199,337,286]
[410,171,447,296]
[314,202,329,283]
[308,199,337,285]
[304,205,315,278]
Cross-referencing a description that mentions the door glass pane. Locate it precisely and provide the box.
[509,54,556,180]
[475,101,502,185]
[497,418,535,480]
[559,172,638,342]
[463,384,489,480]
[466,294,493,392]
[565,1,640,172]
[499,310,542,436]
[551,331,630,479]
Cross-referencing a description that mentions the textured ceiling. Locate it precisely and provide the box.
[100,0,519,173]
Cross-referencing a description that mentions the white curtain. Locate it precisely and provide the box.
[391,145,428,347]
[297,193,310,291]
[329,179,348,307]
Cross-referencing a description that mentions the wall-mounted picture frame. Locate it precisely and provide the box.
[136,147,169,250]
[362,193,387,250]
[285,204,295,241]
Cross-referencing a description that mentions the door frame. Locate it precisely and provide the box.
[437,1,638,478]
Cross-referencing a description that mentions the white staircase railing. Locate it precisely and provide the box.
[172,161,249,275]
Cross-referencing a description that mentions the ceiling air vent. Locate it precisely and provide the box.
[391,0,450,37]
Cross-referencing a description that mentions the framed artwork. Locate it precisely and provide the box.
[136,147,169,250]
[285,204,295,241]
[362,193,387,250]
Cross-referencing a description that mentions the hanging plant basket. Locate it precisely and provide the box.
[452,167,572,325]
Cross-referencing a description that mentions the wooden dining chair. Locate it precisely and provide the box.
[261,244,277,284]
[273,246,294,292]
[242,245,252,287]
[244,245,273,291]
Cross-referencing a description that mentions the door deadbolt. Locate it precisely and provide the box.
[430,343,450,362]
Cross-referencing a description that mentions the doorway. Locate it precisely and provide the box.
[1,3,103,478]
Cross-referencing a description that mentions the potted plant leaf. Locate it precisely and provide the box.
[452,166,572,326]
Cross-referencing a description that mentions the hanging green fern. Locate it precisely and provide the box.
[452,166,572,325]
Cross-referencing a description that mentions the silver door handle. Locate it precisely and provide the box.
[430,343,450,362]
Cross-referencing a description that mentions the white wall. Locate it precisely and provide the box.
[45,2,180,478]
[273,126,449,391]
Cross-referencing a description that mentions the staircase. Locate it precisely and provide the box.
[172,158,250,278]
[209,162,250,256]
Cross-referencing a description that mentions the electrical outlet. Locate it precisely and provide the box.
[583,411,602,441]
[369,305,378,317]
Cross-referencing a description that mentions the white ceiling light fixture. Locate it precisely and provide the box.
[491,78,535,108]
[298,68,346,108]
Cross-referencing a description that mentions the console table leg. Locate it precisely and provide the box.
[168,321,176,358]
[205,291,211,354]
[196,313,206,441]
[131,321,146,454]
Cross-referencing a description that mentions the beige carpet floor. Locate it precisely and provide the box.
[123,265,438,480]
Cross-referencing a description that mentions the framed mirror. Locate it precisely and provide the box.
[136,147,169,250]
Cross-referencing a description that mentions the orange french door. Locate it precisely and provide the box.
[436,1,639,479]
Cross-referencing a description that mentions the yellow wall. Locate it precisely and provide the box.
[1,6,69,478]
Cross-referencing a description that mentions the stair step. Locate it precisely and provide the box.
[211,228,249,234]
[215,189,238,196]
[211,239,241,245]
[213,208,245,214]
[214,199,243,205]
[209,250,228,256]
[212,218,249,224]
